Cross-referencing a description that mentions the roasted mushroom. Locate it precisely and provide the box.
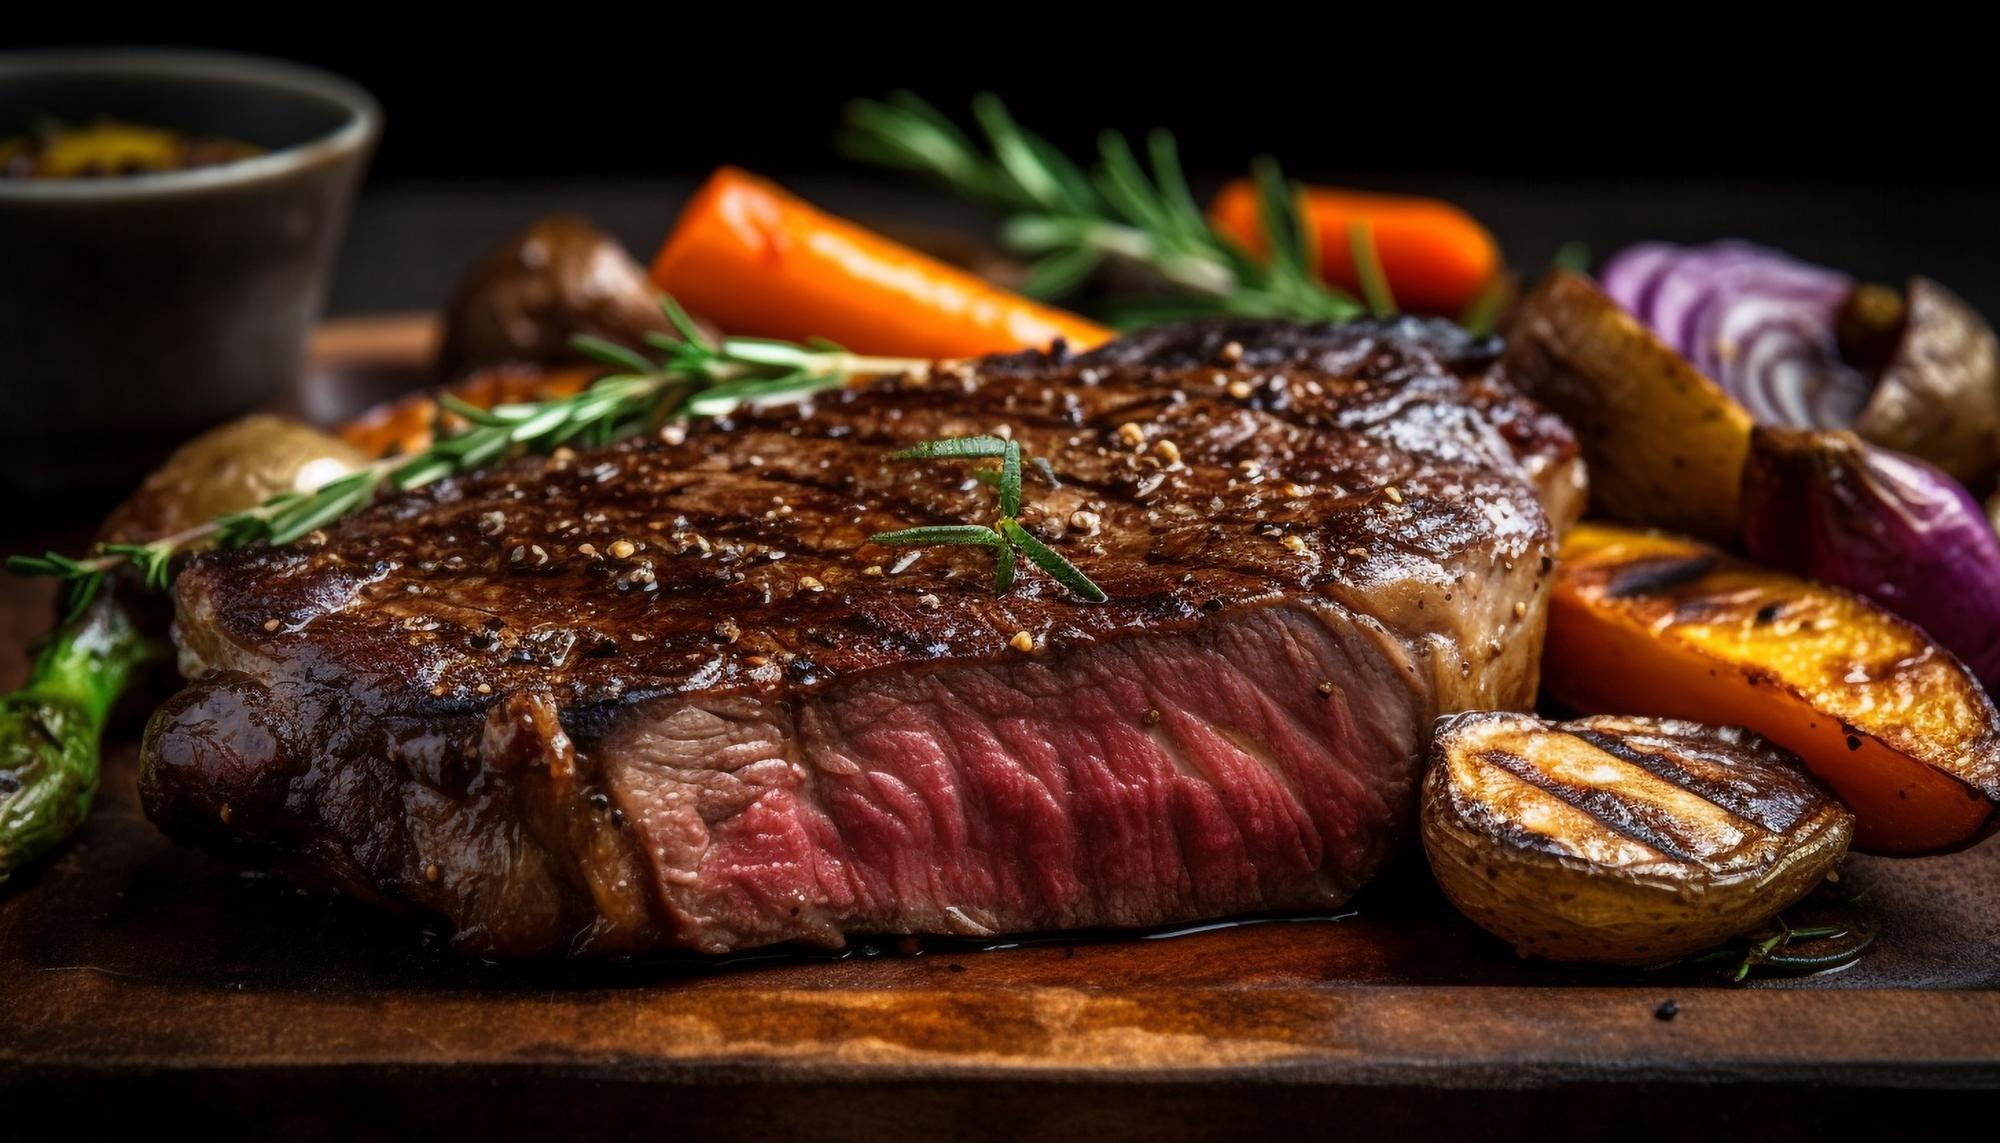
[1423,711,1854,965]
[437,215,682,379]
[1851,277,2000,491]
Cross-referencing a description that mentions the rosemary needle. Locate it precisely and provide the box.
[8,299,929,612]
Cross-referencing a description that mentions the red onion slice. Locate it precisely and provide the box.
[1647,243,1794,352]
[1732,322,1871,428]
[1599,243,1679,323]
[1600,240,1869,429]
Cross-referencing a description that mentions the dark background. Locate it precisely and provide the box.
[14,28,1995,180]
[12,29,2000,315]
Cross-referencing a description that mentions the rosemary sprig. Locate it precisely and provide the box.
[839,92,1368,326]
[1683,913,1877,982]
[7,299,929,612]
[869,435,1107,603]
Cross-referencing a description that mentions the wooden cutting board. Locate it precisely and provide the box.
[3,316,1997,1140]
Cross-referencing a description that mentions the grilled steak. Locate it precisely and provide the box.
[140,318,1582,957]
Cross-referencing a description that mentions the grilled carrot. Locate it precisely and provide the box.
[651,167,1113,359]
[1209,181,1501,317]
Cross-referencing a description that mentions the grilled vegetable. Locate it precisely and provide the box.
[0,597,153,881]
[1743,427,2000,691]
[650,166,1113,358]
[2,416,368,879]
[1207,180,1501,316]
[98,415,371,545]
[1852,277,2000,490]
[1424,711,1853,965]
[437,215,683,379]
[1604,242,2000,489]
[1501,270,1753,543]
[1598,241,1868,429]
[1545,523,2000,854]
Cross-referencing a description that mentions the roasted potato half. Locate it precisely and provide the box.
[1501,270,1753,544]
[1546,523,2000,854]
[99,415,370,545]
[1424,711,1853,964]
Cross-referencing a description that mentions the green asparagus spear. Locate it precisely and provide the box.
[0,596,156,882]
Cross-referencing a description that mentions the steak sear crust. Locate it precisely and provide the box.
[141,318,1580,956]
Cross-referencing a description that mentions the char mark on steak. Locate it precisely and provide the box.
[140,318,1581,957]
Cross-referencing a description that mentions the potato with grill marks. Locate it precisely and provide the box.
[1423,711,1854,965]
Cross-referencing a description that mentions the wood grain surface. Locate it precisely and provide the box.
[3,317,1997,1140]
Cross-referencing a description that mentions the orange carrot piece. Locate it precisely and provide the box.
[651,167,1113,359]
[1209,181,1501,317]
